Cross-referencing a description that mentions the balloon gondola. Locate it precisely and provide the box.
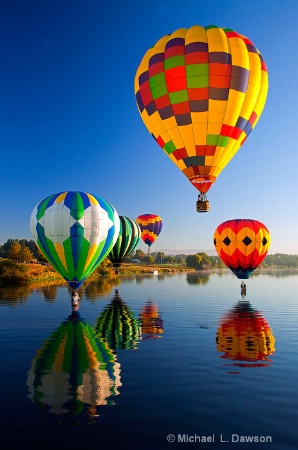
[135,25,268,212]
[30,191,120,293]
[136,214,163,252]
[107,216,141,274]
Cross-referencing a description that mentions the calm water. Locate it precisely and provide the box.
[0,270,297,450]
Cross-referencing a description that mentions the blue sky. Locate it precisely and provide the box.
[0,0,297,254]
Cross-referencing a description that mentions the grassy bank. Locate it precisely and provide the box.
[0,259,194,286]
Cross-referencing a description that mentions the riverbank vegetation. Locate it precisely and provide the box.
[0,238,297,286]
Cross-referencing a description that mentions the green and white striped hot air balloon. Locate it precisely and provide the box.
[107,216,141,273]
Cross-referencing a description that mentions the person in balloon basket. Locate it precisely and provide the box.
[71,289,80,309]
[241,282,246,297]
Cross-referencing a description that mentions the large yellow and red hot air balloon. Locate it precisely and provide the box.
[214,219,270,279]
[135,25,268,212]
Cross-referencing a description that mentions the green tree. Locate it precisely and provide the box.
[135,249,146,261]
[156,252,165,263]
[19,244,34,263]
[164,255,176,264]
[19,239,40,258]
[143,255,155,264]
[186,254,201,269]
[0,238,16,257]
[8,241,22,262]
[176,255,186,265]
[196,252,212,269]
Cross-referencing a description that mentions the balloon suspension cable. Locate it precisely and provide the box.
[198,193,207,202]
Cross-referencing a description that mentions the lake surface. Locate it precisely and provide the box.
[0,270,297,450]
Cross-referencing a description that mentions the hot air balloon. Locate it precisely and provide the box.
[30,191,120,291]
[27,311,122,418]
[107,216,141,273]
[136,214,163,251]
[135,25,268,212]
[216,301,275,368]
[94,289,141,350]
[214,219,270,279]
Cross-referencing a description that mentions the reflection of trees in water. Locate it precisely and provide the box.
[94,290,141,350]
[135,275,145,284]
[251,270,298,278]
[83,278,120,301]
[216,301,275,369]
[186,272,210,285]
[157,273,166,281]
[0,285,32,306]
[41,285,57,301]
[118,275,137,284]
[27,311,121,423]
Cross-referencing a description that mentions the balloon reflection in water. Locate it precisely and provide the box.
[94,289,141,350]
[216,301,275,368]
[140,301,164,339]
[27,311,121,420]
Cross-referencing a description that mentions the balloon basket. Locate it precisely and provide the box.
[196,200,210,213]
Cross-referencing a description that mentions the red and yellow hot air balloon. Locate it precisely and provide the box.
[135,25,268,212]
[136,214,163,251]
[214,219,270,279]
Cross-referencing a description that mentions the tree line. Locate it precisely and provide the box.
[0,239,47,263]
[0,239,298,269]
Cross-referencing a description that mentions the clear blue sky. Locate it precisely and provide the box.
[1,0,297,254]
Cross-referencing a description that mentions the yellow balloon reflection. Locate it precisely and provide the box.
[140,300,164,339]
[216,301,275,369]
[27,310,121,421]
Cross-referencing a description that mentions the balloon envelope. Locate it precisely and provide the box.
[135,25,268,198]
[136,214,163,249]
[107,216,141,269]
[30,191,120,290]
[214,219,270,279]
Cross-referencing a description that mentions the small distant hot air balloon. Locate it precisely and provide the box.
[27,311,122,418]
[30,191,120,291]
[216,301,275,368]
[107,216,141,273]
[135,25,268,212]
[136,214,163,252]
[214,219,270,279]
